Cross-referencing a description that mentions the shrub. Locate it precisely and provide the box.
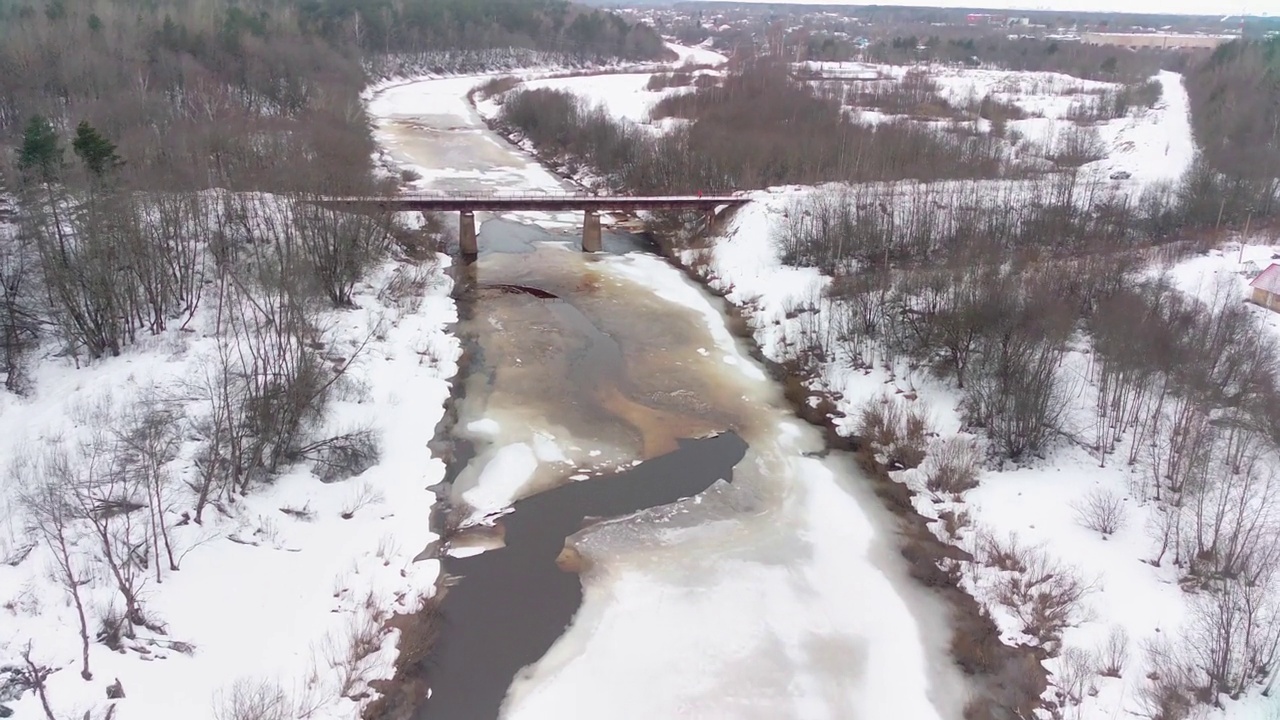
[302,429,381,484]
[213,678,291,720]
[1098,625,1129,678]
[977,531,1031,573]
[1056,646,1096,705]
[925,436,983,496]
[891,406,932,469]
[1073,487,1127,536]
[477,75,520,99]
[994,547,1093,644]
[857,396,904,451]
[645,71,693,90]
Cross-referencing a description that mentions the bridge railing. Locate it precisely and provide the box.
[322,190,748,202]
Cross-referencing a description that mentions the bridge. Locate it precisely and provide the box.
[313,192,749,254]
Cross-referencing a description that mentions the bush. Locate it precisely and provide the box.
[978,531,1031,573]
[301,429,381,484]
[856,396,931,469]
[892,407,932,470]
[477,75,520,100]
[1073,487,1127,536]
[1056,646,1096,705]
[645,71,693,90]
[1098,625,1129,678]
[857,396,904,451]
[213,678,291,720]
[925,436,983,496]
[994,546,1093,645]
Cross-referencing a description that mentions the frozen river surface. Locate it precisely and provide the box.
[368,74,969,720]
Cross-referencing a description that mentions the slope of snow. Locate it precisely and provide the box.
[0,248,460,719]
[1167,239,1280,340]
[1086,71,1196,185]
[520,72,701,124]
[684,181,1276,720]
[665,41,728,68]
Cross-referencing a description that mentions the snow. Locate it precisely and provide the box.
[1085,71,1196,185]
[802,63,1195,190]
[0,247,460,718]
[1168,240,1280,340]
[460,442,540,514]
[520,72,699,124]
[505,455,962,720]
[664,41,728,68]
[685,176,1280,719]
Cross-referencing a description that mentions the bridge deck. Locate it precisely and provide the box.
[314,192,749,213]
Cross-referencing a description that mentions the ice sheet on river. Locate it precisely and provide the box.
[503,447,965,720]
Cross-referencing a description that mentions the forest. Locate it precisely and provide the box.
[0,0,664,192]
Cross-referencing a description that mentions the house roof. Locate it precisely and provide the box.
[1251,263,1280,295]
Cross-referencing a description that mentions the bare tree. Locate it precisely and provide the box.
[113,398,182,580]
[1073,487,1127,537]
[290,198,393,307]
[16,643,57,720]
[15,450,93,680]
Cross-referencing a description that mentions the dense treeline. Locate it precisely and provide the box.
[861,33,1177,82]
[1184,37,1280,224]
[497,58,1009,191]
[0,0,663,193]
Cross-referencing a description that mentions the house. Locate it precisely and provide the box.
[1249,263,1280,312]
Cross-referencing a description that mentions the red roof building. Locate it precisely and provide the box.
[1249,263,1280,312]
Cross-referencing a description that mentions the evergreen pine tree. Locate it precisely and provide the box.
[71,121,124,179]
[16,115,63,185]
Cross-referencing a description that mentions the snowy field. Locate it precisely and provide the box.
[0,208,460,718]
[802,61,1195,187]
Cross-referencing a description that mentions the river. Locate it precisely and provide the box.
[366,74,969,720]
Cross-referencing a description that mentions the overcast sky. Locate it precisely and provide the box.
[705,0,1272,17]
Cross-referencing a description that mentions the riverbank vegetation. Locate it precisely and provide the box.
[0,0,656,716]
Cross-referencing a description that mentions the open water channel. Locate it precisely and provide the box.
[367,75,969,720]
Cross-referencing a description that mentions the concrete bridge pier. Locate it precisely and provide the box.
[582,209,602,253]
[459,211,478,258]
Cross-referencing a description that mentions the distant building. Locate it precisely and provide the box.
[1080,32,1234,50]
[967,13,1007,26]
[1250,263,1280,312]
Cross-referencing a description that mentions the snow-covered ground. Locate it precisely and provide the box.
[1168,238,1280,340]
[683,182,1280,718]
[665,40,727,68]
[804,62,1194,188]
[518,72,704,126]
[0,214,460,718]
